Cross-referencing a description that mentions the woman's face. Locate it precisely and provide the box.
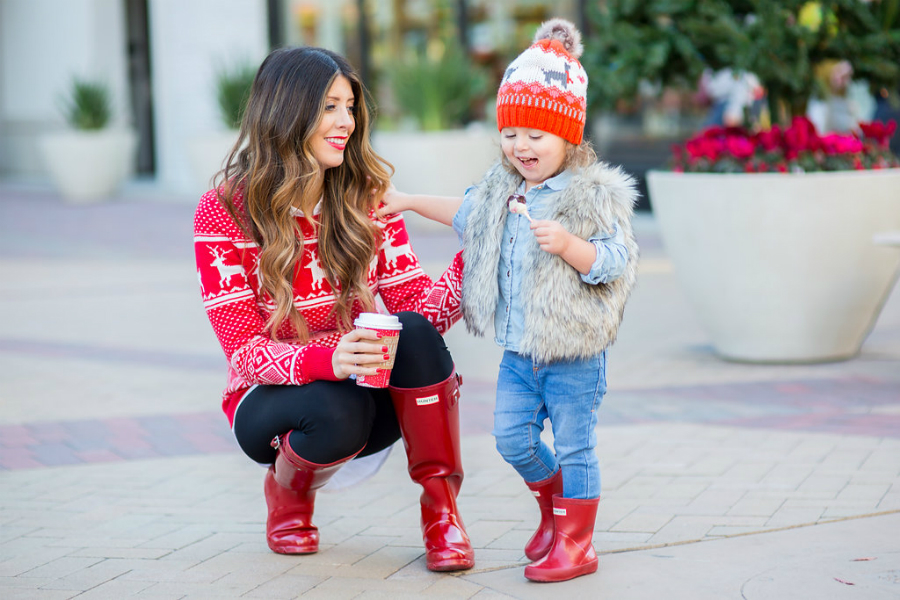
[311,75,356,170]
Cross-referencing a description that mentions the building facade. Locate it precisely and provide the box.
[0,0,578,196]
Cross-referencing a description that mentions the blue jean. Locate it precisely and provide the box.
[492,350,607,499]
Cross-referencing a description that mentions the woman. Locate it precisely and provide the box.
[193,46,473,572]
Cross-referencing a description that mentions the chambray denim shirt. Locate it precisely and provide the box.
[452,169,630,352]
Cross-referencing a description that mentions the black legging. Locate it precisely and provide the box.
[233,312,454,465]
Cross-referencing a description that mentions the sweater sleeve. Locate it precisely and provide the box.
[375,213,463,334]
[194,191,339,385]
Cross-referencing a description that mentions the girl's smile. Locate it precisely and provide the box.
[500,127,568,191]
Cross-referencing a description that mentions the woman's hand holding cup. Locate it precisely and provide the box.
[332,328,391,380]
[350,313,403,387]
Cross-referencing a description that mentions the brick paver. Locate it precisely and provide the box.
[1,183,898,598]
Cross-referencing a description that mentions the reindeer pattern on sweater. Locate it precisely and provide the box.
[194,188,463,425]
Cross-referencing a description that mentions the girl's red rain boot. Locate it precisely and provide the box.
[264,432,361,554]
[389,371,475,571]
[524,470,563,560]
[524,494,599,582]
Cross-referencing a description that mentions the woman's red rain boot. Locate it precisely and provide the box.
[524,471,563,561]
[389,371,475,571]
[264,432,361,554]
[524,495,599,582]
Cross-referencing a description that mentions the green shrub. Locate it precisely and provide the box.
[60,78,112,130]
[216,62,257,130]
[391,40,488,131]
[583,0,900,126]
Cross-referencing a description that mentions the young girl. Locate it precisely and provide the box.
[378,19,639,582]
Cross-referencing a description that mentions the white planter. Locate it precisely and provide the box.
[647,169,900,363]
[373,128,498,231]
[187,130,240,194]
[39,129,137,203]
[373,129,498,196]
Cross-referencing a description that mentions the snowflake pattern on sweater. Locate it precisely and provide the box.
[193,189,463,425]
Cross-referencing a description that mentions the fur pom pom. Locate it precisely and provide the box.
[533,18,583,59]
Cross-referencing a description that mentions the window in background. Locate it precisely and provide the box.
[271,0,578,131]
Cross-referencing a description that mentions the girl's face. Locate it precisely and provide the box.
[500,127,568,191]
[311,75,356,170]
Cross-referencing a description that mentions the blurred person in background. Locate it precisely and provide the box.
[700,68,766,128]
[808,59,863,133]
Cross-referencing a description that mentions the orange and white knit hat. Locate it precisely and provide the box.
[496,18,588,145]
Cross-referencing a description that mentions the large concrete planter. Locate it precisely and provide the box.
[187,130,240,194]
[373,129,497,196]
[647,169,900,363]
[372,129,496,231]
[39,129,137,203]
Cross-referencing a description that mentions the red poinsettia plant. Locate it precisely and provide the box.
[670,117,900,173]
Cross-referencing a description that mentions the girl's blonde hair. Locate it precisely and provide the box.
[215,47,392,341]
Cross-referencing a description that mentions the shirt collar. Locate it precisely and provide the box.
[543,169,573,191]
[524,169,572,194]
[290,200,323,217]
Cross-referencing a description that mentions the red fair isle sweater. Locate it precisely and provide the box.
[193,189,463,426]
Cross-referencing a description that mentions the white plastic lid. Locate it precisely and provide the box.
[353,312,403,330]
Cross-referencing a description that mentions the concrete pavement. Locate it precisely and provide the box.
[1,181,899,599]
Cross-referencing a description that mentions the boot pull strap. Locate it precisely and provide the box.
[449,379,461,408]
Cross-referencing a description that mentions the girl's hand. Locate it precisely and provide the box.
[332,328,390,380]
[530,219,573,255]
[375,184,410,219]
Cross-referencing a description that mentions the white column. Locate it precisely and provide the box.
[147,0,268,195]
[0,0,129,177]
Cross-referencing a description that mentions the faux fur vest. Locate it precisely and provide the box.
[461,161,640,362]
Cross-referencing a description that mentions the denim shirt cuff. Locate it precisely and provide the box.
[581,222,628,285]
[580,240,609,285]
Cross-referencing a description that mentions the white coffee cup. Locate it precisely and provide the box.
[353,313,403,388]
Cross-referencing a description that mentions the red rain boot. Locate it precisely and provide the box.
[524,494,599,582]
[264,432,362,554]
[389,371,475,571]
[524,471,563,561]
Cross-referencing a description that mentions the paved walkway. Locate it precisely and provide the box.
[1,182,899,599]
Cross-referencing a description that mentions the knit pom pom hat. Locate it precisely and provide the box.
[496,18,588,145]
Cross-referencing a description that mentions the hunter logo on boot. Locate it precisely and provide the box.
[416,394,440,406]
[553,507,567,516]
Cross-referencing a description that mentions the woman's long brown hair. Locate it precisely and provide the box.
[214,47,392,341]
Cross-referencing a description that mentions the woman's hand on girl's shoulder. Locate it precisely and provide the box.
[375,184,411,219]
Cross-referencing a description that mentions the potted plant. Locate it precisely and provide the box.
[39,78,137,203]
[215,61,257,130]
[372,39,497,207]
[389,39,487,132]
[584,0,900,126]
[187,60,256,192]
[584,1,900,363]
